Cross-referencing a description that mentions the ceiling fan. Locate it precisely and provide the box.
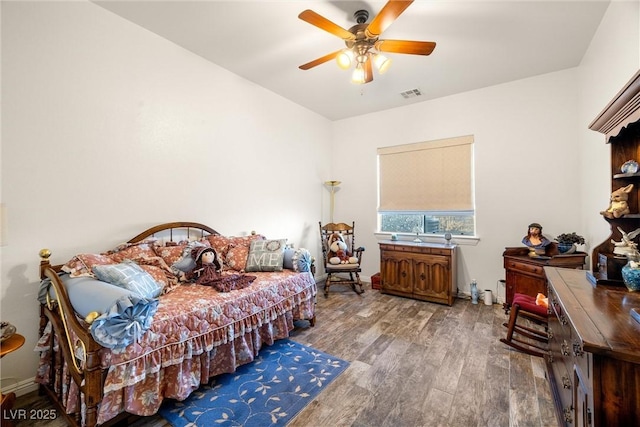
[298,0,436,84]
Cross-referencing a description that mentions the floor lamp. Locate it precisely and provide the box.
[324,180,341,223]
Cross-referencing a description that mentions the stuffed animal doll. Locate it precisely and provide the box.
[601,184,634,219]
[327,233,358,265]
[189,246,255,292]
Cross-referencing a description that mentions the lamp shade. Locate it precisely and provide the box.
[373,53,391,74]
[336,50,353,69]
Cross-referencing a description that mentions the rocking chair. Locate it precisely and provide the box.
[319,221,365,297]
[500,293,549,357]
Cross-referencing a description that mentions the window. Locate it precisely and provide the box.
[377,135,475,236]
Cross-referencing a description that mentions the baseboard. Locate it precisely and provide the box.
[1,377,39,397]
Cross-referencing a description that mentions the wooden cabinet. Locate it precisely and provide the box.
[379,241,457,306]
[545,267,640,426]
[503,247,586,308]
[589,70,640,284]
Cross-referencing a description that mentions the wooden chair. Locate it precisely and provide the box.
[319,222,365,297]
[500,293,549,357]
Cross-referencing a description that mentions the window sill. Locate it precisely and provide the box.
[373,232,480,246]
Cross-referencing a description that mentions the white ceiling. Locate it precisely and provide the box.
[93,1,610,121]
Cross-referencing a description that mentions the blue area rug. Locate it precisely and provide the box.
[159,339,350,426]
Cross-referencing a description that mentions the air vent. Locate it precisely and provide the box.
[400,88,422,99]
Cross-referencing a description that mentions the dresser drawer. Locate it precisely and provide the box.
[381,244,452,257]
[548,333,574,412]
[505,260,544,276]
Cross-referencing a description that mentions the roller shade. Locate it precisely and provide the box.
[378,135,474,212]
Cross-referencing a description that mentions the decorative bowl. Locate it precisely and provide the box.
[621,160,639,174]
[0,322,16,342]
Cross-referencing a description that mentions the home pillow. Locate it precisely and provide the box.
[92,261,163,299]
[245,239,287,272]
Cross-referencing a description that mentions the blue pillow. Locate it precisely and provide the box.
[39,274,159,349]
[93,262,163,298]
[171,242,207,273]
[283,248,312,272]
[90,294,159,349]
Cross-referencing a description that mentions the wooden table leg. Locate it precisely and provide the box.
[1,391,17,427]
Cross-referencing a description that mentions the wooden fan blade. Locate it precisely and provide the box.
[365,0,414,38]
[364,58,373,83]
[298,10,355,41]
[299,50,341,70]
[375,39,436,55]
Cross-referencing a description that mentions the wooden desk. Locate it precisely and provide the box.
[1,334,25,427]
[545,268,640,426]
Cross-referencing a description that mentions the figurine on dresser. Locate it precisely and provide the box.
[522,222,551,255]
[612,226,640,256]
[601,184,633,219]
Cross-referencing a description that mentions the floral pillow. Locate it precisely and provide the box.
[206,234,266,271]
[62,253,117,278]
[107,241,157,263]
[206,235,233,259]
[225,244,250,271]
[154,243,188,266]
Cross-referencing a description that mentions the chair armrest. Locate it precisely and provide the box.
[354,247,365,263]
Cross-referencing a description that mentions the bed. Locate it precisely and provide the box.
[35,222,317,427]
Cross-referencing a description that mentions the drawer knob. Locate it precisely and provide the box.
[401,271,407,278]
[572,342,584,357]
[562,375,571,389]
[563,406,573,424]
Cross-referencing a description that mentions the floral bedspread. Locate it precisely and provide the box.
[36,270,316,425]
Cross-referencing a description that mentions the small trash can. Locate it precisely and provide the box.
[371,273,381,290]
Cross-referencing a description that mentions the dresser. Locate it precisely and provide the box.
[379,241,457,306]
[503,247,586,309]
[545,267,640,426]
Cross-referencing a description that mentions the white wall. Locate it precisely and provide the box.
[1,1,331,392]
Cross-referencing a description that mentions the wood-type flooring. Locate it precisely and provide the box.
[11,281,556,426]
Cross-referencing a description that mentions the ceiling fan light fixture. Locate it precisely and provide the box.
[298,1,436,84]
[351,63,366,84]
[373,53,391,74]
[336,49,353,70]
